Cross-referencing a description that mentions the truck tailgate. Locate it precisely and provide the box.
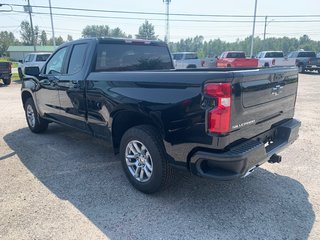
[229,67,298,145]
[0,62,10,73]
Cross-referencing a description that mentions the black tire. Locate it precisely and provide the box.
[120,125,174,193]
[3,78,11,85]
[18,68,23,80]
[24,98,49,133]
[186,64,196,69]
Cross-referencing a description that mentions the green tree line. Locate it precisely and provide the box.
[168,34,320,57]
[1,19,319,57]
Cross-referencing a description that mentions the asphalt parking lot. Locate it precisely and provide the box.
[0,74,319,240]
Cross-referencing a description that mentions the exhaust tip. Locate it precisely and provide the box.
[268,154,282,164]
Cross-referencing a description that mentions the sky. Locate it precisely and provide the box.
[0,0,320,43]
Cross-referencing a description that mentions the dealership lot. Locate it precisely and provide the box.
[0,74,319,240]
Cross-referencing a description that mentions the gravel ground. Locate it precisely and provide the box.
[0,74,319,240]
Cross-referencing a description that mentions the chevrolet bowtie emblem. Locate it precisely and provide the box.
[271,85,284,96]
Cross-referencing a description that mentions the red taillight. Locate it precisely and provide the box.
[201,60,205,67]
[8,63,12,72]
[308,58,312,64]
[204,83,231,134]
[272,59,276,65]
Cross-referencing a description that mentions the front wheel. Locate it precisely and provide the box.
[120,125,174,193]
[18,68,23,80]
[24,98,49,133]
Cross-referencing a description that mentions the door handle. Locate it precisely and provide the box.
[72,80,80,88]
[39,79,51,85]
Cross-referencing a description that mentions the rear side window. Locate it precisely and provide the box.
[67,44,88,74]
[226,52,246,58]
[36,54,50,62]
[185,53,198,60]
[297,52,316,58]
[95,43,172,71]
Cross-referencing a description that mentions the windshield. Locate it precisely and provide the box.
[265,52,284,58]
[226,52,246,58]
[297,52,316,58]
[36,54,51,62]
[96,43,173,71]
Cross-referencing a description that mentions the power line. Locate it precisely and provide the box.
[4,3,320,18]
[9,10,320,23]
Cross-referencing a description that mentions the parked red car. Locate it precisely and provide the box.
[216,51,258,68]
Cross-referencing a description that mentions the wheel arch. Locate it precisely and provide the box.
[111,110,165,154]
[186,64,197,68]
[21,90,33,107]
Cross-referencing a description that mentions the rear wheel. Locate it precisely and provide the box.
[120,125,174,193]
[298,65,305,73]
[3,78,11,85]
[187,64,196,68]
[24,98,49,133]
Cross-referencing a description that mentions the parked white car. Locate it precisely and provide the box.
[172,52,202,69]
[256,51,295,67]
[18,52,51,79]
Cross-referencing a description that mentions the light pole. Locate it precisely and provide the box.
[24,0,36,52]
[263,17,274,41]
[250,0,258,58]
[48,0,56,47]
[163,0,171,43]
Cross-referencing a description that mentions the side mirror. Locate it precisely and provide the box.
[18,60,23,63]
[24,66,40,77]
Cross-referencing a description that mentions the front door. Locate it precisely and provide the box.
[35,46,69,120]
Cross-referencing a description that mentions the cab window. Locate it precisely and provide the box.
[45,47,68,75]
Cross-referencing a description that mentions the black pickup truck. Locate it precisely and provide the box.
[21,38,301,193]
[288,50,320,73]
[0,61,12,85]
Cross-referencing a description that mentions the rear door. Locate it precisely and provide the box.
[55,42,90,131]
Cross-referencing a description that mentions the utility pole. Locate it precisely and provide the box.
[25,0,36,51]
[48,0,56,47]
[263,16,267,41]
[250,0,258,58]
[163,0,171,43]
